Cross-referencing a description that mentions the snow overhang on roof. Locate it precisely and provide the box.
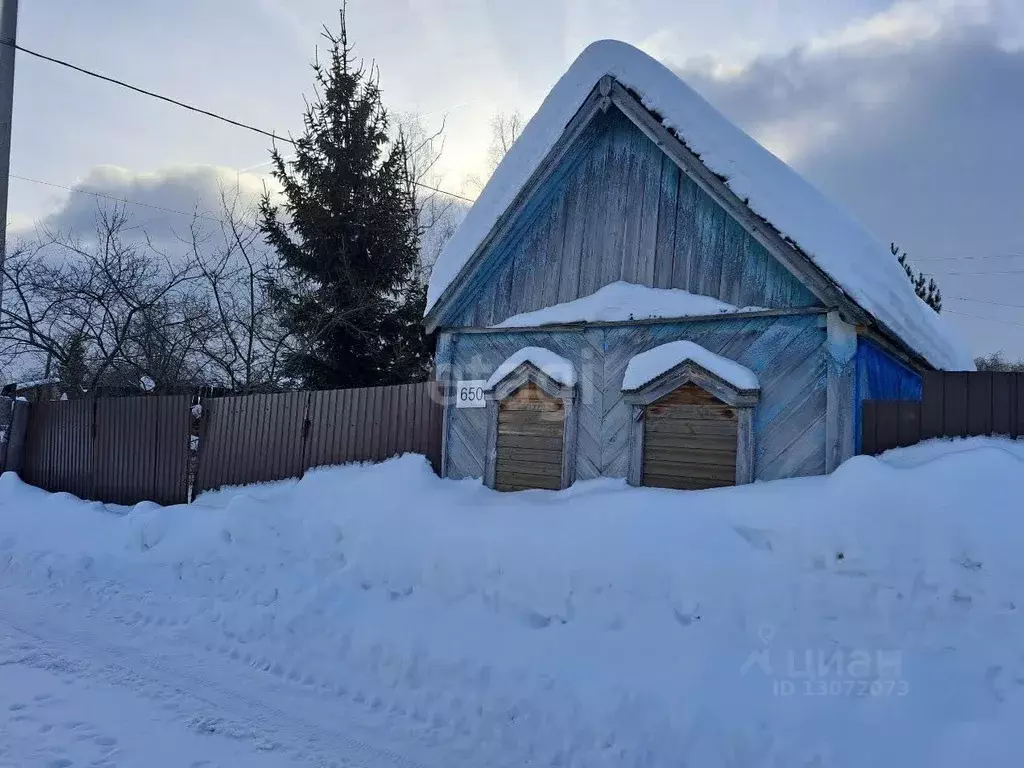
[485,347,577,392]
[622,341,759,394]
[425,40,975,371]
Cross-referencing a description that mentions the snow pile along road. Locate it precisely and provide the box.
[2,439,1024,766]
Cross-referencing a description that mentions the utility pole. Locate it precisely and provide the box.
[0,0,19,321]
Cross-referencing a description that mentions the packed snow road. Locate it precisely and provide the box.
[0,588,444,768]
[4,440,1024,766]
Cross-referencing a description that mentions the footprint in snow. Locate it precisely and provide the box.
[733,526,774,552]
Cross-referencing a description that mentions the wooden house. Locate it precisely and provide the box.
[424,40,973,492]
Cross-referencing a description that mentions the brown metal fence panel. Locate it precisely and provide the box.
[95,397,153,505]
[195,391,309,494]
[152,396,192,505]
[196,382,443,494]
[19,382,443,501]
[21,396,191,506]
[22,400,94,498]
[301,381,443,474]
[862,371,1024,456]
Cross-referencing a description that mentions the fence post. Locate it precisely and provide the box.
[2,398,29,475]
[0,395,10,470]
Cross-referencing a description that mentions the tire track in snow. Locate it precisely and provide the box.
[0,589,453,768]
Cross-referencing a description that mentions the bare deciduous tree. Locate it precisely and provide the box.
[465,110,525,196]
[0,192,293,397]
[186,187,294,392]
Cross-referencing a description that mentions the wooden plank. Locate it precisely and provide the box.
[967,372,992,436]
[498,411,565,429]
[652,156,679,289]
[496,446,563,465]
[499,399,564,412]
[643,460,736,482]
[671,175,697,290]
[643,445,737,467]
[496,457,564,477]
[650,383,725,407]
[636,138,662,286]
[645,418,738,438]
[641,433,738,453]
[498,433,569,451]
[495,471,562,491]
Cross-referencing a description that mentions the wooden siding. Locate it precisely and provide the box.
[441,312,828,484]
[438,107,818,329]
[642,384,738,490]
[495,382,564,491]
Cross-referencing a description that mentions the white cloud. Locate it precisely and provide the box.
[12,165,275,246]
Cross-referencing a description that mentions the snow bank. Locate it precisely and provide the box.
[4,438,1024,766]
[493,281,763,328]
[485,347,576,389]
[427,40,973,371]
[623,340,759,392]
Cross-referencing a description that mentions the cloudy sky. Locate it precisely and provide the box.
[7,0,1024,358]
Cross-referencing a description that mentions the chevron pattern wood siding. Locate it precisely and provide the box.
[439,107,819,329]
[442,313,828,484]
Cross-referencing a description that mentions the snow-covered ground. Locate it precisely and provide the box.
[3,439,1024,766]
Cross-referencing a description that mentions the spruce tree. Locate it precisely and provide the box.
[891,243,942,313]
[260,9,430,389]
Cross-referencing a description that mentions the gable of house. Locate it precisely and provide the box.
[432,105,819,330]
[426,40,974,371]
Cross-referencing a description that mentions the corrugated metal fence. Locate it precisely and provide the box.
[194,383,443,494]
[861,371,1024,455]
[21,396,191,505]
[12,382,442,505]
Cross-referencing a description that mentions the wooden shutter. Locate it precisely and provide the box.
[642,383,737,490]
[495,382,564,491]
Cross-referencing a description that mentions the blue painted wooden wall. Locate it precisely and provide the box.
[854,337,923,449]
[440,312,829,484]
[437,107,819,329]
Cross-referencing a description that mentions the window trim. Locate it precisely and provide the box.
[483,363,578,490]
[623,360,760,487]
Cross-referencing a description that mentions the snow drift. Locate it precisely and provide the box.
[3,439,1024,766]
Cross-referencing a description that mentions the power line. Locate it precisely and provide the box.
[946,309,1024,327]
[9,40,292,147]
[4,39,477,204]
[947,296,1024,311]
[11,173,228,225]
[923,269,1024,277]
[913,253,1024,263]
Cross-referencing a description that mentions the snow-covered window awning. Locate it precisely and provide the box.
[485,347,577,393]
[622,341,759,403]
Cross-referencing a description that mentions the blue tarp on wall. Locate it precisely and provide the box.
[855,338,923,449]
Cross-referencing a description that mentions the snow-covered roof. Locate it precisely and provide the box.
[485,347,577,391]
[622,341,759,393]
[426,40,974,371]
[493,281,763,329]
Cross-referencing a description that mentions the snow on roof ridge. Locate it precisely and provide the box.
[426,39,974,371]
[485,347,577,391]
[622,340,759,393]
[492,281,765,328]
